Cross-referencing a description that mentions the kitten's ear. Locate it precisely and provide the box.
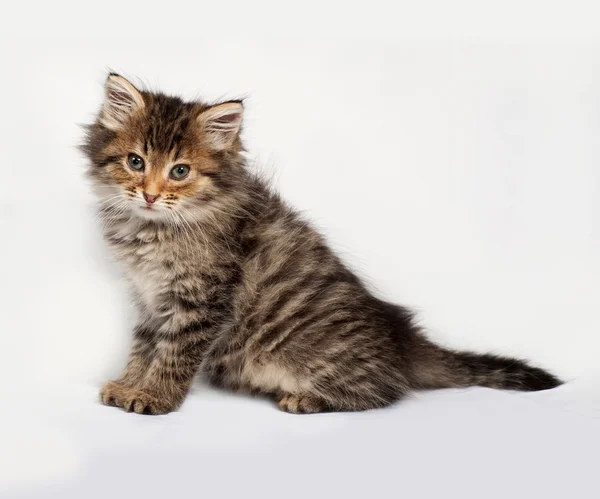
[101,74,145,130]
[197,102,243,150]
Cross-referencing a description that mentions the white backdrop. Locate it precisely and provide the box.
[1,35,599,498]
[1,37,598,386]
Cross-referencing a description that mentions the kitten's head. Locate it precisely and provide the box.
[83,74,244,223]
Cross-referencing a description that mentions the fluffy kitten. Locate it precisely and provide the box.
[82,74,561,415]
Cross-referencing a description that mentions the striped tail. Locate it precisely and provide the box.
[411,340,562,392]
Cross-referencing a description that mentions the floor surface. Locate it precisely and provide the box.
[2,377,598,498]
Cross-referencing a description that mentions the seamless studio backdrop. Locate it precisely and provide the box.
[1,37,599,498]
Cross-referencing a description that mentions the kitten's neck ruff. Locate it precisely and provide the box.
[99,200,243,252]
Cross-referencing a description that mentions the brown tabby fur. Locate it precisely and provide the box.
[82,74,562,415]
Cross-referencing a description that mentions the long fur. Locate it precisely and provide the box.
[83,74,562,415]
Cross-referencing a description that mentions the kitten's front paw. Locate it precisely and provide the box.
[100,381,175,415]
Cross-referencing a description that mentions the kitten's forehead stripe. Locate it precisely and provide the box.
[143,94,193,154]
[173,143,183,162]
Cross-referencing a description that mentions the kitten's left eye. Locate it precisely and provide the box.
[127,153,145,171]
[170,164,190,180]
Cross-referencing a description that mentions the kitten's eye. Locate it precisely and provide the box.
[127,153,145,171]
[170,164,190,180]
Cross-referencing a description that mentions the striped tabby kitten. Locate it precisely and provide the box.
[83,74,561,415]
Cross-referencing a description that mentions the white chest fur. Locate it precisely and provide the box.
[109,219,176,317]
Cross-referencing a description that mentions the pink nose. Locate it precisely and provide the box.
[143,193,159,204]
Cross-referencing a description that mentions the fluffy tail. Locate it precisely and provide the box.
[410,339,562,392]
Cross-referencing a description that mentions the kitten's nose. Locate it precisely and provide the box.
[143,192,159,204]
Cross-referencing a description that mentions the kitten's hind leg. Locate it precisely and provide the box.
[277,393,328,414]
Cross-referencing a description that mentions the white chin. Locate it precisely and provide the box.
[134,206,167,221]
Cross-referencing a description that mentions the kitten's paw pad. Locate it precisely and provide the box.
[100,381,174,415]
[278,394,326,414]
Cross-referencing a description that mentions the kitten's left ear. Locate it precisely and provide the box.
[197,102,243,150]
[101,74,145,130]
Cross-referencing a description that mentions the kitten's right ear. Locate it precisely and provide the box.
[100,74,145,130]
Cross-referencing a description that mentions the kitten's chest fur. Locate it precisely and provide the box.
[105,218,227,328]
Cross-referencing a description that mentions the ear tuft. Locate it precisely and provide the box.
[101,74,145,130]
[197,102,243,150]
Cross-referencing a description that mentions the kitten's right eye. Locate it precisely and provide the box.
[127,153,145,171]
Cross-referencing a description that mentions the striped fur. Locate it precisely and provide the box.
[83,74,562,415]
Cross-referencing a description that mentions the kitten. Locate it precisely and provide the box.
[82,74,562,415]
